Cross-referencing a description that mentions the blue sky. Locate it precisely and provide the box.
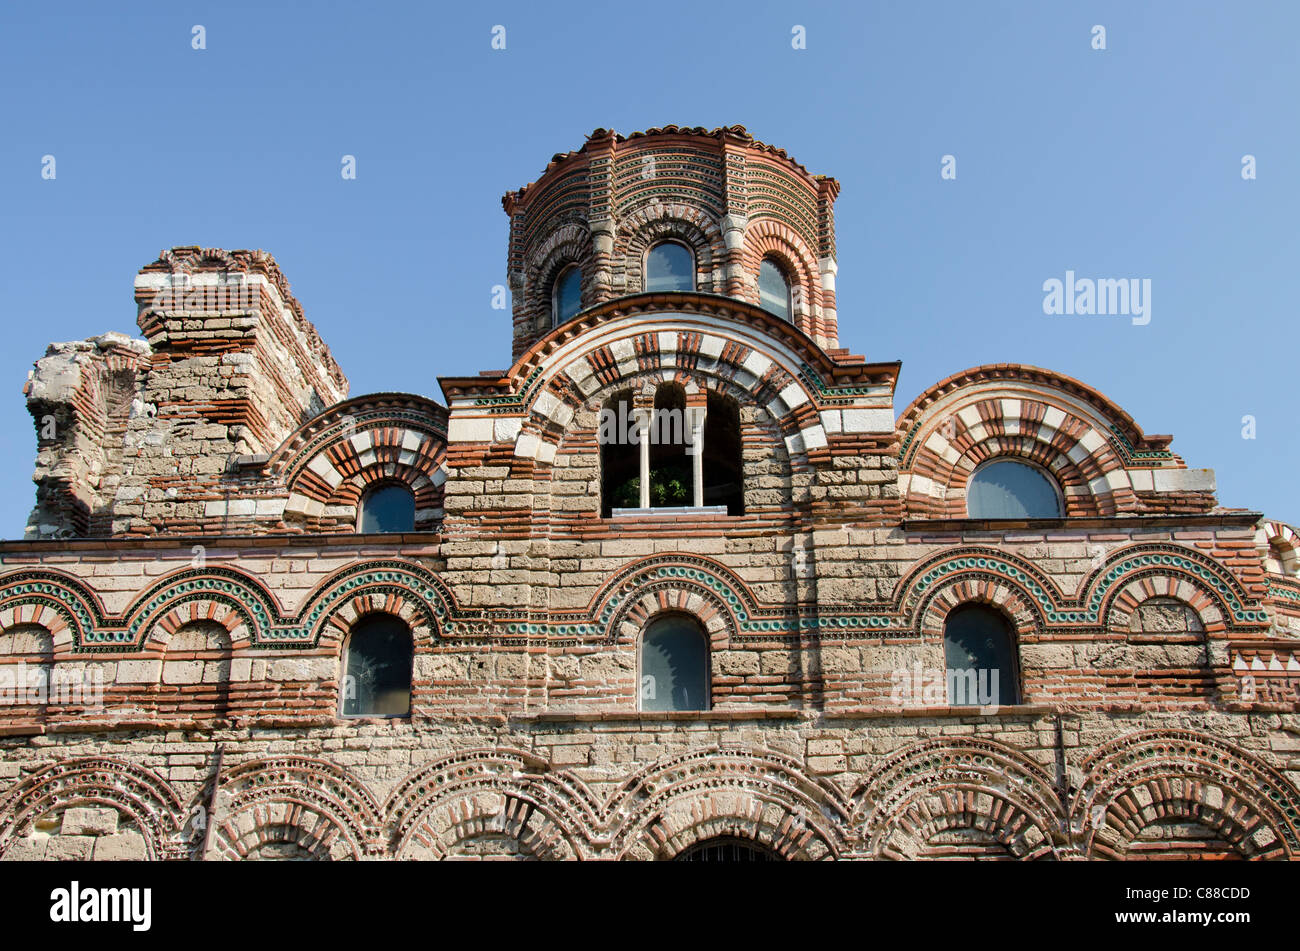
[1,1,1296,537]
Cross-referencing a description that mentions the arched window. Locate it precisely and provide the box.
[943,604,1020,706]
[758,258,792,321]
[552,264,582,326]
[640,614,709,712]
[645,241,694,293]
[341,614,413,718]
[647,383,691,508]
[967,459,1062,519]
[601,389,638,516]
[358,483,415,533]
[703,390,743,514]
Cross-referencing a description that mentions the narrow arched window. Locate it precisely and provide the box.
[943,604,1020,706]
[703,390,743,515]
[552,265,582,325]
[341,614,413,718]
[645,241,694,292]
[358,483,415,533]
[967,459,1062,519]
[601,389,638,516]
[758,258,792,321]
[640,614,709,712]
[648,383,690,508]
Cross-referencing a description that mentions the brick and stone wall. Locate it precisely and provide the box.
[4,127,1299,861]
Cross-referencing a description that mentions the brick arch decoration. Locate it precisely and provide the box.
[141,597,254,652]
[472,298,891,472]
[523,221,594,330]
[0,757,185,860]
[592,554,757,648]
[852,738,1064,860]
[1104,577,1224,636]
[300,560,453,646]
[122,565,279,651]
[563,362,798,461]
[916,576,1043,647]
[892,544,1268,637]
[607,747,849,860]
[896,365,1195,520]
[740,218,824,332]
[895,547,1057,636]
[0,561,470,651]
[1070,731,1300,860]
[268,393,448,533]
[618,202,726,295]
[0,569,102,652]
[207,756,384,861]
[1086,543,1265,631]
[384,749,596,860]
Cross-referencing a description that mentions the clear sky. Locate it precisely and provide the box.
[1,1,1296,538]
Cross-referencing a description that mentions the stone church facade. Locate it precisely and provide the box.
[1,125,1298,861]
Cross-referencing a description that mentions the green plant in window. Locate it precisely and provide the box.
[612,462,691,508]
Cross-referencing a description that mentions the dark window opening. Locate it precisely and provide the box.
[640,614,709,712]
[600,389,638,516]
[647,383,690,508]
[703,390,744,515]
[943,604,1020,706]
[359,484,416,533]
[552,265,582,325]
[758,258,792,321]
[341,614,413,717]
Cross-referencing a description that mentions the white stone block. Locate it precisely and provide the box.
[842,408,895,433]
[1153,468,1216,492]
[801,425,828,450]
[515,432,540,459]
[447,416,495,443]
[162,660,204,685]
[742,352,773,379]
[115,660,161,683]
[777,382,807,412]
[494,416,523,443]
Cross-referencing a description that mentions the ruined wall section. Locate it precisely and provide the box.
[22,248,351,539]
[23,333,151,539]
